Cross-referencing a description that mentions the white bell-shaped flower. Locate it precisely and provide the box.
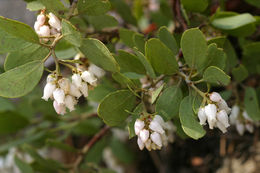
[205,104,217,129]
[134,119,145,135]
[72,73,82,88]
[137,137,144,150]
[48,13,61,31]
[217,99,231,114]
[209,92,222,102]
[242,111,252,121]
[149,120,165,134]
[216,121,227,133]
[34,21,41,32]
[53,100,66,115]
[145,139,152,151]
[88,64,105,78]
[79,82,89,97]
[245,124,254,133]
[37,25,50,37]
[37,14,45,26]
[47,74,56,83]
[198,107,207,125]
[69,83,82,98]
[139,129,149,143]
[150,132,162,147]
[161,133,169,146]
[216,110,230,128]
[58,78,70,94]
[236,121,245,136]
[81,71,97,86]
[53,88,65,105]
[42,82,56,101]
[153,115,165,127]
[229,105,239,125]
[65,95,77,112]
[50,27,58,35]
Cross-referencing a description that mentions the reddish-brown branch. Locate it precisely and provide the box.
[172,0,188,32]
[71,126,110,171]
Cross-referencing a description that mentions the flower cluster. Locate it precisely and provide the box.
[34,11,61,41]
[134,114,175,151]
[229,105,254,135]
[42,69,98,115]
[198,92,231,133]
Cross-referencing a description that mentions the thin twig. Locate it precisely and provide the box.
[172,0,188,31]
[67,0,78,20]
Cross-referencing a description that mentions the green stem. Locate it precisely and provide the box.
[59,61,77,71]
[193,79,204,84]
[52,49,61,75]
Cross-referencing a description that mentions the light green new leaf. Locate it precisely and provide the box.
[15,156,34,173]
[62,19,82,47]
[133,48,156,78]
[119,28,136,48]
[133,33,145,54]
[0,111,29,135]
[158,26,178,56]
[26,1,45,11]
[179,96,206,139]
[115,50,146,74]
[244,87,260,121]
[112,72,137,89]
[151,84,164,104]
[181,28,207,70]
[145,38,178,75]
[87,14,118,31]
[181,0,208,12]
[79,38,119,72]
[0,16,39,44]
[98,90,136,126]
[4,44,49,71]
[0,60,44,98]
[203,43,226,71]
[232,64,248,82]
[78,0,111,16]
[156,86,183,120]
[203,66,230,86]
[39,0,66,16]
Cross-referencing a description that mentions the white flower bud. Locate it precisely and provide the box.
[81,71,97,86]
[150,132,162,147]
[144,139,152,151]
[79,82,89,97]
[236,121,245,136]
[53,88,65,105]
[153,115,165,127]
[242,111,252,122]
[209,92,222,102]
[137,137,144,150]
[216,121,227,133]
[42,83,56,101]
[139,129,149,143]
[38,25,50,37]
[48,13,61,31]
[134,119,145,135]
[161,133,169,146]
[72,73,82,88]
[50,27,58,35]
[69,83,82,98]
[205,104,217,129]
[217,99,231,114]
[88,64,105,78]
[216,110,230,128]
[34,21,41,31]
[47,74,56,83]
[37,14,46,26]
[58,78,70,94]
[229,105,239,125]
[53,100,66,115]
[149,120,165,134]
[65,95,77,112]
[198,107,207,125]
[245,123,254,133]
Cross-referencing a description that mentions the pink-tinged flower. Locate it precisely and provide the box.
[53,88,65,105]
[134,119,145,135]
[150,132,162,147]
[69,83,82,98]
[137,137,144,150]
[216,110,230,128]
[79,82,89,97]
[139,129,149,143]
[209,92,222,102]
[65,95,77,112]
[53,100,66,115]
[48,13,61,31]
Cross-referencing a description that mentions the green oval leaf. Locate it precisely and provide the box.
[244,87,260,121]
[232,64,248,82]
[78,0,111,16]
[61,19,82,47]
[203,66,230,86]
[158,26,178,56]
[0,16,39,43]
[181,0,208,12]
[181,28,207,70]
[179,96,206,140]
[0,60,44,98]
[145,38,178,75]
[39,0,66,16]
[98,90,136,126]
[79,38,119,72]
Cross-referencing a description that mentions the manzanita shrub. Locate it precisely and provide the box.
[0,0,259,172]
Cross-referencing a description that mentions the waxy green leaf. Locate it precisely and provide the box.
[203,66,230,86]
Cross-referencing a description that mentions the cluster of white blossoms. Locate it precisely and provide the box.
[198,92,231,133]
[42,69,98,115]
[34,11,61,41]
[229,105,254,135]
[134,114,176,151]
